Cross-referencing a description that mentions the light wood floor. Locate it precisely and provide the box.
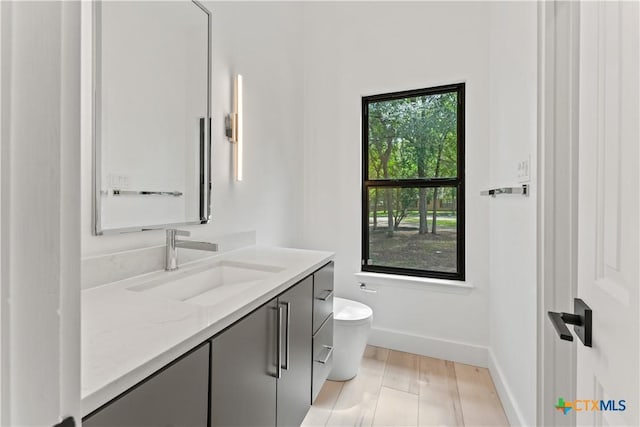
[302,346,509,427]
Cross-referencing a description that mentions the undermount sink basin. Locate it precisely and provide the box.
[127,260,284,306]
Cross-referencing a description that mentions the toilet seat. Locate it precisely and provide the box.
[333,297,373,326]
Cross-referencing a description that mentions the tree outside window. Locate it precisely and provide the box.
[362,84,465,280]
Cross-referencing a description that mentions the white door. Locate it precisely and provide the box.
[576,1,639,426]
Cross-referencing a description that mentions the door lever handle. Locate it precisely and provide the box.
[548,298,592,347]
[548,312,579,341]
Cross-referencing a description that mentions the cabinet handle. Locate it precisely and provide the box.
[317,290,334,301]
[276,304,283,379]
[281,302,291,370]
[316,345,334,365]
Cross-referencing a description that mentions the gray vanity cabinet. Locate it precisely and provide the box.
[311,262,334,403]
[83,263,332,427]
[210,299,278,427]
[210,277,313,427]
[83,343,210,427]
[276,276,313,427]
[312,262,334,333]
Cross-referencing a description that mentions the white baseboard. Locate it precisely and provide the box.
[488,348,527,426]
[368,327,489,368]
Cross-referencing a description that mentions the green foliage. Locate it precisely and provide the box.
[367,91,459,233]
[392,187,418,230]
[368,92,458,180]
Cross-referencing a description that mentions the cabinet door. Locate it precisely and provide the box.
[277,276,313,427]
[211,299,278,427]
[83,343,209,427]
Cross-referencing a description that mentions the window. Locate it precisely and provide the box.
[362,83,465,280]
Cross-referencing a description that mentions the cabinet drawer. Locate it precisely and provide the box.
[312,315,334,403]
[313,262,334,334]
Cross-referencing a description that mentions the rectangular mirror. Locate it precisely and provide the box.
[93,0,211,234]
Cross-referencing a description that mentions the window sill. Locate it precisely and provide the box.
[354,271,474,293]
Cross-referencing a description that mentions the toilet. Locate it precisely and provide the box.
[328,297,373,381]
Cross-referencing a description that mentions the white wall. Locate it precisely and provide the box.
[81,1,305,257]
[488,2,538,426]
[301,2,492,365]
[1,2,82,425]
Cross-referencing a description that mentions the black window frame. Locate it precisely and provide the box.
[361,83,465,281]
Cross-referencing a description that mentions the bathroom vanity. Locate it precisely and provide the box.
[84,3,333,425]
[81,247,334,427]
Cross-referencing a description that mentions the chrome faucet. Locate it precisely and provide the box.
[165,229,219,271]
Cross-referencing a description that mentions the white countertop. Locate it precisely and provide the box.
[81,246,333,416]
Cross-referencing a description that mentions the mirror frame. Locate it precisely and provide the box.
[92,0,212,235]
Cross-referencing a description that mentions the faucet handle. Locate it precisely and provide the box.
[166,229,190,238]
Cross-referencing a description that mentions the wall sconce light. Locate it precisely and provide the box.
[225,74,243,181]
